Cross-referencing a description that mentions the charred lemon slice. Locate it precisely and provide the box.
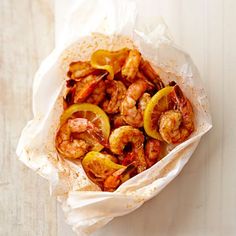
[82,151,124,187]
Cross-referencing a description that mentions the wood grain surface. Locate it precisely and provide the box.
[1,0,236,236]
[0,1,57,235]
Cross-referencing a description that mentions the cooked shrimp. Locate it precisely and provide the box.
[103,172,121,192]
[122,49,141,82]
[86,80,106,105]
[112,114,127,128]
[145,139,162,167]
[120,79,148,127]
[103,164,135,191]
[136,71,156,92]
[67,61,96,80]
[114,72,132,88]
[74,73,107,103]
[139,59,164,90]
[109,126,147,173]
[55,118,105,159]
[82,151,134,191]
[139,92,151,112]
[102,80,126,114]
[159,85,194,144]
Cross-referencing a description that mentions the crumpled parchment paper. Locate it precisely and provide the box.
[16,0,212,235]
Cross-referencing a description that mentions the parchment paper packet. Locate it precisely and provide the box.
[16,0,212,235]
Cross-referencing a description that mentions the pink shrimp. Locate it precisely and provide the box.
[67,61,96,80]
[74,73,107,103]
[64,73,107,107]
[120,79,149,127]
[102,80,127,114]
[103,164,135,191]
[86,80,106,105]
[112,114,127,128]
[139,58,164,90]
[121,49,142,82]
[55,118,105,159]
[145,139,162,167]
[109,126,147,173]
[159,85,194,144]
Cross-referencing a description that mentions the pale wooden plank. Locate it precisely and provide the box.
[202,1,224,235]
[221,0,236,234]
[0,0,57,235]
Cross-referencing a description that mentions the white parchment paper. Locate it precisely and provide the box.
[17,0,212,235]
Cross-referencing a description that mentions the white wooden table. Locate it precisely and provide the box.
[1,0,236,235]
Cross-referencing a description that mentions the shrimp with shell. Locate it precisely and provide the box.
[120,79,149,127]
[67,61,96,80]
[159,85,194,144]
[109,126,147,173]
[86,80,106,105]
[74,73,107,103]
[139,58,164,90]
[139,92,151,113]
[121,49,142,82]
[103,164,136,191]
[111,114,127,128]
[64,73,107,107]
[82,151,135,191]
[102,80,127,114]
[145,139,162,167]
[55,118,105,159]
[136,71,156,93]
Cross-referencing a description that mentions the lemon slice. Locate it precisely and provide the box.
[144,86,174,140]
[60,103,110,151]
[90,48,129,79]
[82,151,124,187]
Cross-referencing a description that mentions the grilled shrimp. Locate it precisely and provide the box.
[139,59,164,90]
[112,114,127,128]
[103,164,135,191]
[103,169,123,192]
[55,118,104,159]
[159,85,194,144]
[82,151,134,191]
[109,126,147,173]
[67,61,96,80]
[73,73,107,103]
[120,79,148,127]
[102,80,127,114]
[122,49,141,82]
[86,80,106,105]
[139,92,151,112]
[136,71,156,92]
[145,139,162,167]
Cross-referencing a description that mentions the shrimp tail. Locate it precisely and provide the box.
[121,163,136,176]
[172,85,185,105]
[74,72,108,103]
[159,85,194,144]
[86,124,109,148]
[139,59,165,90]
[145,139,162,167]
[103,164,136,191]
